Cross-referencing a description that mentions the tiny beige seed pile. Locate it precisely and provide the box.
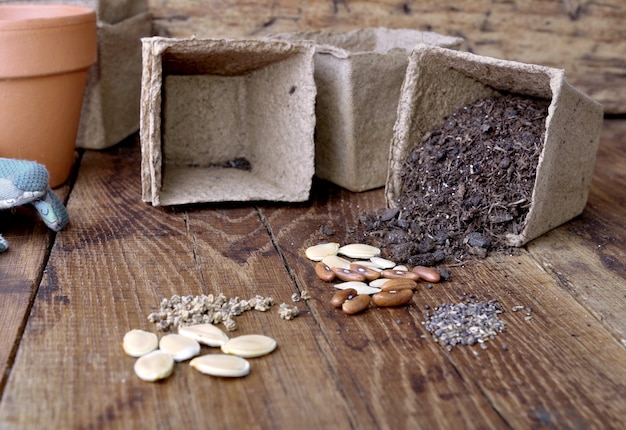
[123,323,277,382]
[305,242,442,315]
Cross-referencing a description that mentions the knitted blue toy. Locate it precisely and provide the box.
[0,158,69,252]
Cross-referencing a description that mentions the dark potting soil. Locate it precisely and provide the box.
[355,93,551,266]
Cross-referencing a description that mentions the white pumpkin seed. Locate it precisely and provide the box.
[123,329,158,357]
[393,265,409,271]
[370,256,396,269]
[221,334,277,358]
[134,350,175,382]
[190,354,250,377]
[305,242,340,261]
[369,278,391,288]
[338,243,381,259]
[159,333,201,362]
[351,261,383,271]
[333,281,381,295]
[321,255,351,270]
[178,324,229,347]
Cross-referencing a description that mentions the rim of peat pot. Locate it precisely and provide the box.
[0,5,97,187]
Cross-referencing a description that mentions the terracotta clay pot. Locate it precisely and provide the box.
[0,5,97,187]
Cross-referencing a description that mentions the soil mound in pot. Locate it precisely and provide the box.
[357,93,551,266]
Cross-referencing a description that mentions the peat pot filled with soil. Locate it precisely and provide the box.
[362,44,603,266]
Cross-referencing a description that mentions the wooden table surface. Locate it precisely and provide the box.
[1,118,625,429]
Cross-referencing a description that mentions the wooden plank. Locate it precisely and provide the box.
[0,185,69,392]
[2,117,625,427]
[148,0,626,113]
[259,181,626,428]
[0,142,355,428]
[257,184,508,428]
[526,119,626,344]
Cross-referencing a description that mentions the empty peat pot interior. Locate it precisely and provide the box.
[157,43,315,204]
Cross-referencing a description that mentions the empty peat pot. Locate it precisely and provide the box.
[0,5,97,187]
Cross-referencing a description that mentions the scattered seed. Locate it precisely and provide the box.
[330,288,358,308]
[134,350,175,382]
[380,278,418,292]
[148,293,275,332]
[159,334,201,362]
[411,266,441,283]
[369,278,390,288]
[291,292,301,302]
[351,260,383,271]
[381,269,420,281]
[331,267,366,282]
[123,329,159,357]
[305,242,340,261]
[221,334,277,358]
[342,294,371,315]
[178,323,229,347]
[278,303,299,320]
[315,261,336,282]
[321,255,352,269]
[349,263,381,281]
[338,243,381,259]
[333,281,381,295]
[423,300,506,349]
[370,256,396,269]
[372,289,414,307]
[190,354,250,378]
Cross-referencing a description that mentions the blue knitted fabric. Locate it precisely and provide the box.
[0,158,69,252]
[0,158,49,192]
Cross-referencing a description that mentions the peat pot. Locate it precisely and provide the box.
[141,37,316,205]
[271,28,463,192]
[0,5,97,187]
[387,44,604,247]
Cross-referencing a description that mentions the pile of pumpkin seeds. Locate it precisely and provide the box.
[124,325,278,381]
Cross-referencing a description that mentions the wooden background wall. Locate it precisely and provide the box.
[146,0,626,114]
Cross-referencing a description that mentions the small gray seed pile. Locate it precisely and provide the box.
[422,299,506,351]
[147,293,275,332]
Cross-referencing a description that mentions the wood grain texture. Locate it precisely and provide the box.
[146,0,626,113]
[0,186,69,392]
[1,118,625,428]
[527,119,626,343]
[259,183,626,428]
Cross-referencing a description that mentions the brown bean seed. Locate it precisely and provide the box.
[380,278,418,292]
[330,288,358,308]
[349,264,381,281]
[342,294,371,314]
[381,269,420,281]
[331,267,366,282]
[412,266,441,283]
[372,289,414,307]
[315,261,336,282]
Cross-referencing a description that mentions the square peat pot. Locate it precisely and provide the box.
[271,28,463,192]
[140,37,317,206]
[386,44,604,247]
[77,11,152,149]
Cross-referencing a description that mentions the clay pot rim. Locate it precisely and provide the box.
[0,4,95,31]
